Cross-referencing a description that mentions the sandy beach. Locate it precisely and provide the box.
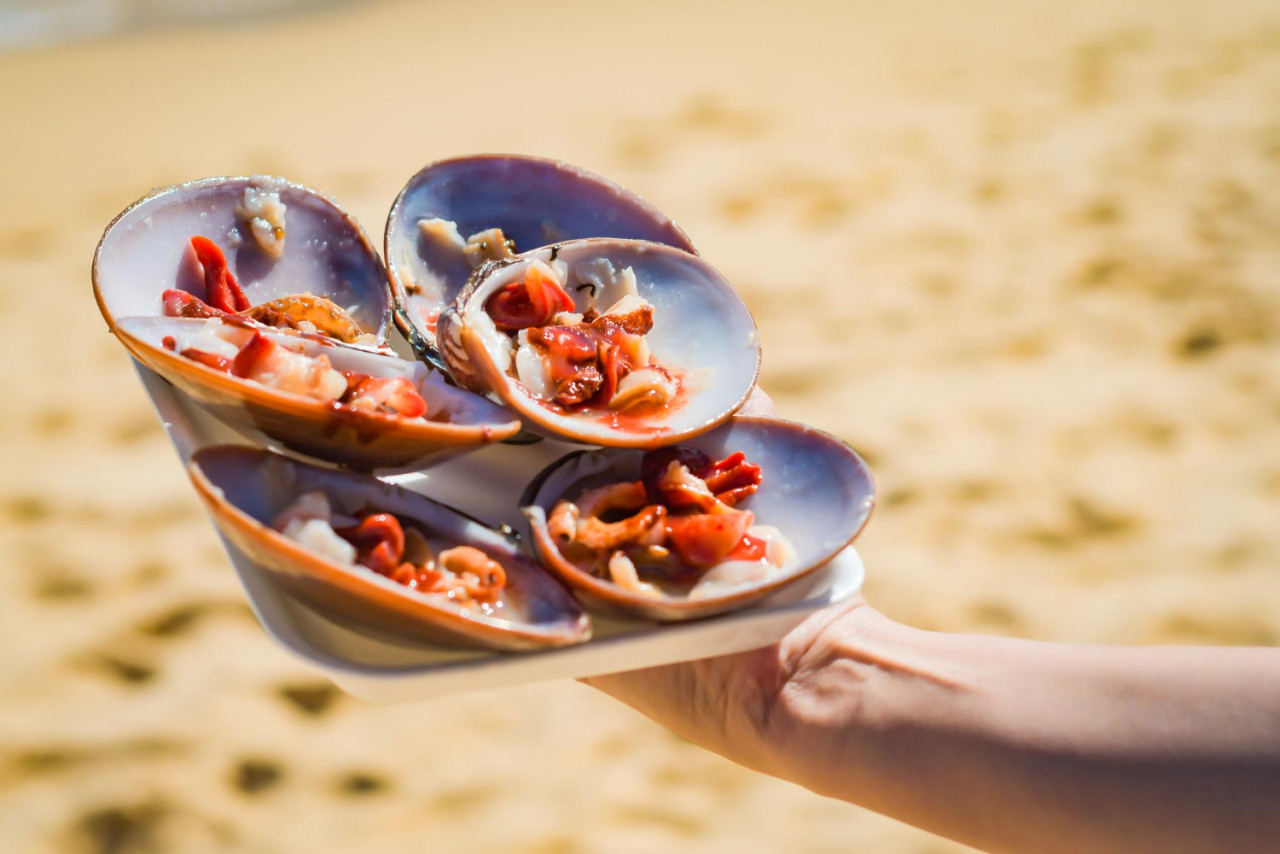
[2,0,1279,850]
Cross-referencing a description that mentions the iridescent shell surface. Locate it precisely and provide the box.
[384,154,695,362]
[94,175,392,342]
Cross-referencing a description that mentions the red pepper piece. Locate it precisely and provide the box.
[484,264,575,331]
[179,347,233,373]
[696,452,763,506]
[336,513,406,575]
[640,446,714,507]
[664,509,755,569]
[390,564,418,587]
[162,288,226,319]
[190,236,250,313]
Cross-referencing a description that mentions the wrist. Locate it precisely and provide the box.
[757,601,974,801]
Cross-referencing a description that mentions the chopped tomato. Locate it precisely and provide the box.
[726,532,769,562]
[343,375,428,418]
[664,510,755,569]
[484,264,575,331]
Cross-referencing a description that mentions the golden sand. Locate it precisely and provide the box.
[1,0,1278,851]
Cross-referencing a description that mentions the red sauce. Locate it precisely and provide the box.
[322,402,396,444]
[530,365,688,438]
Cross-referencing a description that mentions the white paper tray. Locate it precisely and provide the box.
[135,362,864,702]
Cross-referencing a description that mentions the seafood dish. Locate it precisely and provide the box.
[164,235,378,347]
[384,154,695,363]
[437,238,760,447]
[542,445,794,600]
[523,417,875,621]
[273,491,508,614]
[95,176,393,348]
[96,158,877,654]
[112,315,520,470]
[158,317,427,418]
[95,176,522,470]
[189,446,591,650]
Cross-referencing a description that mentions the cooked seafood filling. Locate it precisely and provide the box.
[235,187,287,258]
[482,259,677,413]
[272,491,507,613]
[161,236,377,346]
[161,319,427,418]
[416,219,517,271]
[546,447,795,599]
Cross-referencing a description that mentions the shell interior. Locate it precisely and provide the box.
[523,417,875,611]
[446,239,760,446]
[192,445,590,645]
[385,155,695,353]
[94,176,391,341]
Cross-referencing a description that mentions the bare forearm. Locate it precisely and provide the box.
[766,606,1280,853]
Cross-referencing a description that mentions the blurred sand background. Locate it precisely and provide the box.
[2,0,1280,851]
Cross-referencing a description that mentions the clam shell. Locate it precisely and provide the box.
[190,446,591,650]
[116,316,520,471]
[521,417,875,621]
[384,154,695,363]
[94,175,392,344]
[437,238,760,447]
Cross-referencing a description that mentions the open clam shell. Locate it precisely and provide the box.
[116,316,520,470]
[190,446,591,650]
[521,417,875,621]
[385,154,695,363]
[94,175,392,345]
[436,238,760,447]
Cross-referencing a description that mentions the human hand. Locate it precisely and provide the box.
[581,384,880,778]
[581,595,875,779]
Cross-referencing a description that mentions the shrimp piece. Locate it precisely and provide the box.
[439,546,506,600]
[564,479,667,551]
[576,480,647,517]
[577,505,667,551]
[607,551,661,599]
[547,501,580,542]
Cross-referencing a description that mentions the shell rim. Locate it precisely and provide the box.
[188,445,593,647]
